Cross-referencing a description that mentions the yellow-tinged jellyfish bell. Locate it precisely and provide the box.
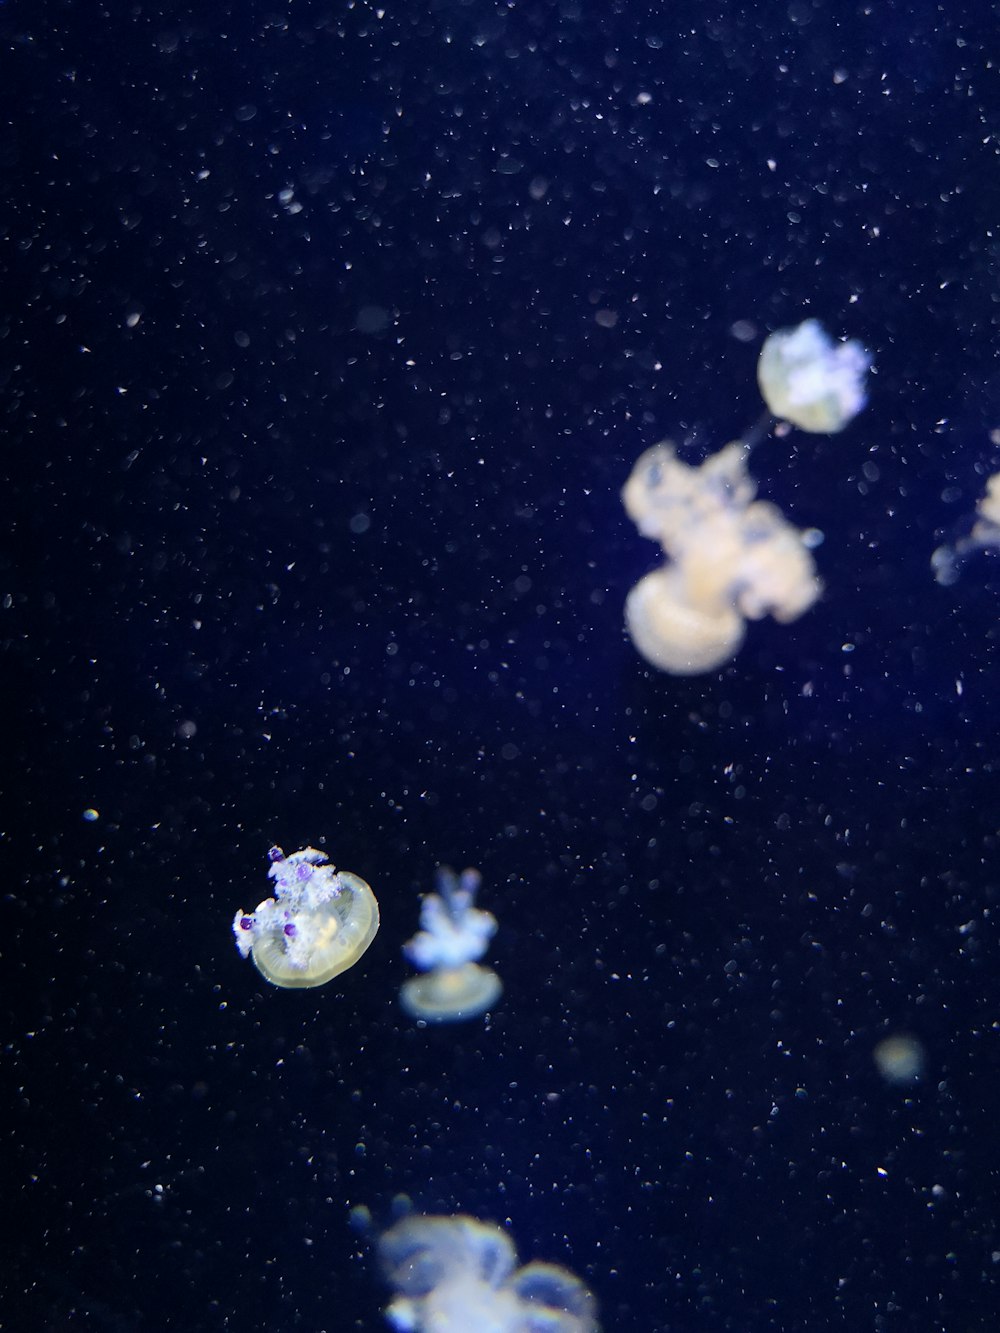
[378,1214,599,1333]
[232,846,379,989]
[622,442,821,674]
[757,319,871,434]
[873,1034,925,1086]
[932,471,1000,586]
[400,867,502,1022]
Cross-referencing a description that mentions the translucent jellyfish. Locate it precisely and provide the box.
[757,319,870,434]
[400,867,502,1022]
[378,1214,599,1333]
[873,1034,925,1086]
[931,471,1000,586]
[232,846,379,989]
[622,441,821,673]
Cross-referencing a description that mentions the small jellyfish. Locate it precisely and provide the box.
[378,1214,599,1333]
[932,471,1000,586]
[622,441,821,673]
[873,1034,925,1086]
[757,319,870,434]
[232,846,379,989]
[400,867,502,1022]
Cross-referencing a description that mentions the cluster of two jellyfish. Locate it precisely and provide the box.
[623,318,871,675]
[232,846,501,1022]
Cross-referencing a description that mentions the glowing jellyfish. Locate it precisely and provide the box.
[622,442,821,673]
[400,867,502,1022]
[873,1034,925,1085]
[233,846,379,988]
[931,471,1000,586]
[378,1214,598,1333]
[757,319,870,434]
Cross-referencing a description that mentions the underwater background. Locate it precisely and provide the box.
[3,0,1000,1327]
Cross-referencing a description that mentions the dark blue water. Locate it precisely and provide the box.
[4,0,1000,1328]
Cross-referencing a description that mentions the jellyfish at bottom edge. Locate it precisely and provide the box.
[232,846,379,989]
[400,866,502,1022]
[378,1214,599,1333]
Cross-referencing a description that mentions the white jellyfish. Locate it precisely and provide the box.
[757,319,870,434]
[622,441,821,674]
[873,1034,925,1086]
[931,471,1000,586]
[400,867,502,1022]
[378,1214,598,1333]
[233,846,379,989]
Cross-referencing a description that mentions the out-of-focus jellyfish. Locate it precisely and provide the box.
[757,319,870,434]
[931,471,1000,586]
[400,867,502,1022]
[378,1214,599,1333]
[873,1034,925,1086]
[233,846,379,988]
[622,441,821,673]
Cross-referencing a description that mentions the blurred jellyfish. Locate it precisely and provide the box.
[400,867,502,1022]
[622,442,821,673]
[757,319,870,434]
[378,1214,598,1333]
[931,471,1000,586]
[873,1034,925,1086]
[233,846,379,988]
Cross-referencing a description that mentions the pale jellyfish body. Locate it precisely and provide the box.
[233,846,379,988]
[757,319,870,434]
[401,867,502,1021]
[378,1214,598,1333]
[873,1034,926,1085]
[932,472,1000,585]
[622,442,820,674]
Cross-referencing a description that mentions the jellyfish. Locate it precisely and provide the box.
[931,471,1000,585]
[232,846,379,988]
[400,867,502,1022]
[622,441,821,673]
[757,319,870,434]
[873,1034,925,1086]
[378,1214,599,1333]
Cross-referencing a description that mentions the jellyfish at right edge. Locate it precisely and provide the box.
[378,1214,599,1333]
[931,470,1000,586]
[622,442,821,673]
[400,867,502,1022]
[757,319,871,434]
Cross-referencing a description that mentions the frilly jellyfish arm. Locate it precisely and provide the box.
[404,868,497,971]
[757,319,870,434]
[378,1216,599,1333]
[932,472,1000,585]
[233,846,379,988]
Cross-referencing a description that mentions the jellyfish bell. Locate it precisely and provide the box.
[233,848,379,989]
[757,319,870,434]
[247,870,380,988]
[873,1034,925,1085]
[400,961,503,1022]
[625,566,746,674]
